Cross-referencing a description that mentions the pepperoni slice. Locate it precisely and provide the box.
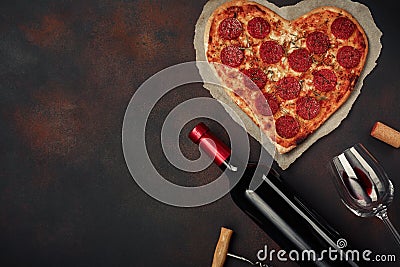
[288,48,312,72]
[276,77,301,100]
[276,115,300,139]
[242,68,267,90]
[337,46,361,69]
[260,41,284,64]
[220,45,244,67]
[255,92,279,116]
[247,17,270,39]
[313,69,337,92]
[331,17,356,40]
[306,31,330,54]
[296,96,321,120]
[218,18,243,40]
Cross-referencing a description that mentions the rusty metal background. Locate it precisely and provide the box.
[0,0,399,266]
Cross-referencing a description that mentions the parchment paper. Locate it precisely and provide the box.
[194,0,382,170]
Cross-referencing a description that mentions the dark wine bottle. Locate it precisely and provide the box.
[189,123,359,267]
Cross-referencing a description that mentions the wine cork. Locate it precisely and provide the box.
[211,227,233,267]
[370,122,400,148]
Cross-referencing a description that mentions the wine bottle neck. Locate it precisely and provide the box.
[188,123,231,167]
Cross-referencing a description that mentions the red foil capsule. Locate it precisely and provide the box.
[188,123,231,166]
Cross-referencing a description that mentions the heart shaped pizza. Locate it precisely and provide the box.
[204,0,368,153]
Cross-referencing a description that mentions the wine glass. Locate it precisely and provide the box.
[331,143,400,247]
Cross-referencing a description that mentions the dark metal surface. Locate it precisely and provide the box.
[0,0,399,266]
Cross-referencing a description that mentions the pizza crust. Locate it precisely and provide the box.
[203,0,368,154]
[194,0,382,169]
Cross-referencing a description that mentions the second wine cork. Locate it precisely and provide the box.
[370,122,400,148]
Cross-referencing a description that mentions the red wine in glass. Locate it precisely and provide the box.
[340,167,376,203]
[331,143,400,247]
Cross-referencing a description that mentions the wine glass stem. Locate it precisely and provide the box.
[377,211,400,247]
